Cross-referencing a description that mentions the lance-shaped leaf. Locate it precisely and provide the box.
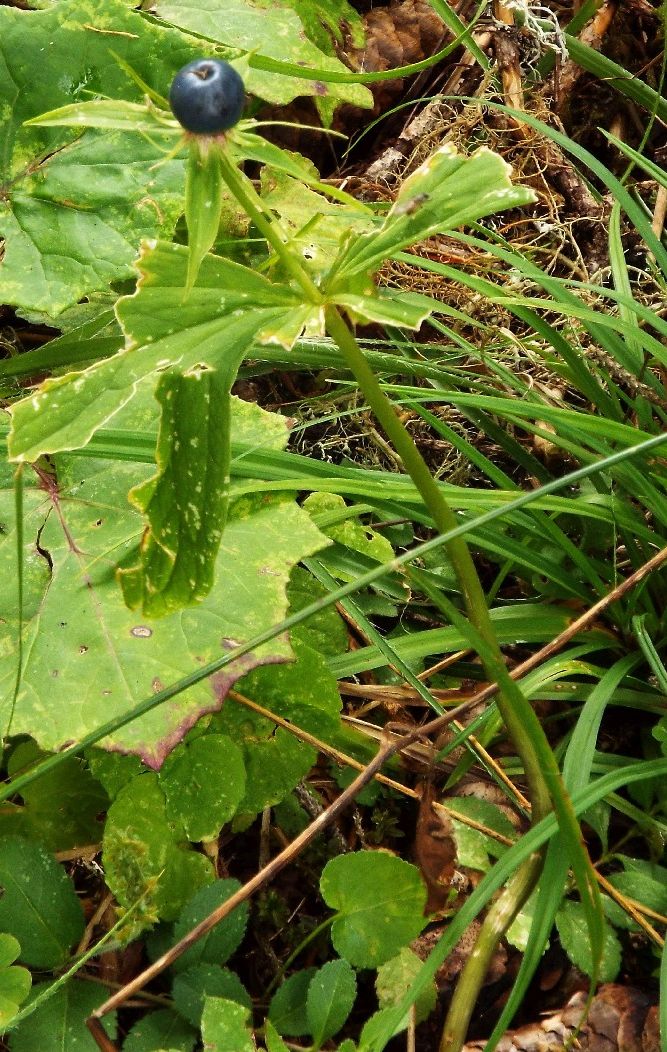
[119,366,234,616]
[8,241,299,463]
[24,98,181,136]
[333,290,439,330]
[184,141,224,294]
[329,145,536,285]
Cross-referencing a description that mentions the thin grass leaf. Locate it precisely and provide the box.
[564,35,667,124]
[483,654,639,1051]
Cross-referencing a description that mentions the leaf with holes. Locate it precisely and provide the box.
[0,403,327,767]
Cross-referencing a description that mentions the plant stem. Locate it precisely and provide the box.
[217,150,322,303]
[325,311,486,622]
[213,155,571,1051]
[438,858,542,1052]
[324,305,555,1050]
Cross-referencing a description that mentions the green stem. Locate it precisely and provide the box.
[217,151,322,303]
[325,303,552,798]
[325,309,490,630]
[438,858,542,1052]
[324,306,554,1051]
[215,155,562,1051]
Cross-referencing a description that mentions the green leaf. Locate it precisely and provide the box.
[9,980,116,1051]
[604,857,667,930]
[231,637,341,739]
[0,0,201,314]
[334,291,438,330]
[304,493,394,570]
[123,1009,197,1052]
[259,166,373,280]
[219,713,314,817]
[217,638,341,813]
[0,741,108,852]
[331,145,535,283]
[173,968,251,1028]
[200,996,254,1052]
[119,366,235,616]
[360,1007,407,1047]
[152,0,372,111]
[24,98,180,136]
[375,949,436,1026]
[320,852,427,968]
[171,879,249,973]
[268,969,317,1037]
[184,142,224,295]
[286,567,349,659]
[0,837,84,969]
[555,900,621,982]
[447,797,516,872]
[0,431,327,766]
[290,0,365,51]
[264,1019,291,1052]
[306,959,357,1045]
[87,751,145,801]
[102,773,214,925]
[0,935,31,1031]
[159,736,246,841]
[8,241,296,463]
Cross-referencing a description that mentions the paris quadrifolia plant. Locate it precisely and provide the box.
[16,57,607,1051]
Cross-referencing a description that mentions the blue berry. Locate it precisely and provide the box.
[169,59,245,134]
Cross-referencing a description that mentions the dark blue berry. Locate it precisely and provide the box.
[169,59,245,134]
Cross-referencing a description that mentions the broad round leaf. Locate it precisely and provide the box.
[320,851,427,967]
[159,736,246,841]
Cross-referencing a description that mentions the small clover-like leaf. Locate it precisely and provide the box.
[556,899,621,982]
[200,996,254,1052]
[268,969,317,1037]
[171,879,249,973]
[174,974,251,1029]
[123,1008,197,1052]
[375,948,436,1026]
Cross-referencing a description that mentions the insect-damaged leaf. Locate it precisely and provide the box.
[0,402,328,768]
[119,366,233,617]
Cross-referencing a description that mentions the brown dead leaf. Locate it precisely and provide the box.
[463,985,658,1052]
[414,779,457,915]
